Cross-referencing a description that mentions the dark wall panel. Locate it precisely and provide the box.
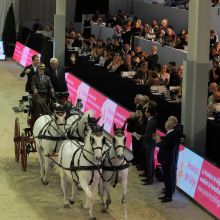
[75,0,109,22]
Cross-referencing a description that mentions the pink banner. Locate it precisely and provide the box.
[194,160,220,219]
[12,41,40,67]
[84,88,107,118]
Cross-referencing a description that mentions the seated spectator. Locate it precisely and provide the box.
[159,64,170,85]
[175,32,188,50]
[122,43,131,56]
[107,55,122,72]
[142,24,156,41]
[104,51,114,68]
[208,82,218,103]
[213,48,220,64]
[106,38,114,51]
[209,61,220,84]
[208,86,220,113]
[162,27,176,47]
[113,39,122,52]
[133,62,149,85]
[89,35,97,48]
[72,33,83,48]
[148,71,160,86]
[157,29,166,44]
[116,54,133,73]
[99,49,108,66]
[90,47,99,61]
[210,30,218,48]
[160,19,169,32]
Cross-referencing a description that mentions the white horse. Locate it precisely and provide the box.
[57,118,105,220]
[33,109,93,185]
[99,123,129,218]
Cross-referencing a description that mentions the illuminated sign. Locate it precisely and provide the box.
[12,41,40,67]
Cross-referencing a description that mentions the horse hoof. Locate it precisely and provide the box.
[69,199,75,205]
[101,208,108,213]
[89,217,96,220]
[64,203,70,209]
[41,178,49,185]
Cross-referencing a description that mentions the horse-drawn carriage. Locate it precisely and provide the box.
[13,91,132,219]
[13,92,78,171]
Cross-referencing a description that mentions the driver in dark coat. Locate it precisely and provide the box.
[31,63,54,115]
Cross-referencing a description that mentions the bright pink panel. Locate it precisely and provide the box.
[194,160,220,219]
[12,41,39,67]
[13,42,24,64]
[84,88,107,118]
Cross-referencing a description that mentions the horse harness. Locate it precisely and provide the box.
[36,115,83,154]
[49,129,107,186]
[102,132,129,187]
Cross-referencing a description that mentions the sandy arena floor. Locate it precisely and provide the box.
[0,60,214,220]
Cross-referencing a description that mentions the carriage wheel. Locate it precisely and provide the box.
[20,132,27,171]
[14,117,20,162]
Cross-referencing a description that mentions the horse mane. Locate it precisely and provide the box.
[77,110,94,138]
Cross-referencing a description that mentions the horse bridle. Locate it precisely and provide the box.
[112,131,126,151]
[90,131,105,152]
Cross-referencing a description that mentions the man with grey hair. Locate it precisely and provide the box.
[46,57,67,92]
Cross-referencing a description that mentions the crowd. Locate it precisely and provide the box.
[19,3,220,203]
[126,94,183,202]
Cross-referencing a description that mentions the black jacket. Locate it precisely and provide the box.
[31,74,54,94]
[45,67,67,92]
[20,65,37,93]
[147,54,159,71]
[157,130,179,165]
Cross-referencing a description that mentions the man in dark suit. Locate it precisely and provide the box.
[155,118,181,202]
[20,54,40,94]
[32,63,54,116]
[45,58,68,92]
[139,101,158,185]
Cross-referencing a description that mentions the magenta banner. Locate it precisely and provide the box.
[12,41,40,67]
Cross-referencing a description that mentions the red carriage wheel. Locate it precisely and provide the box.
[14,117,20,162]
[20,132,27,171]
